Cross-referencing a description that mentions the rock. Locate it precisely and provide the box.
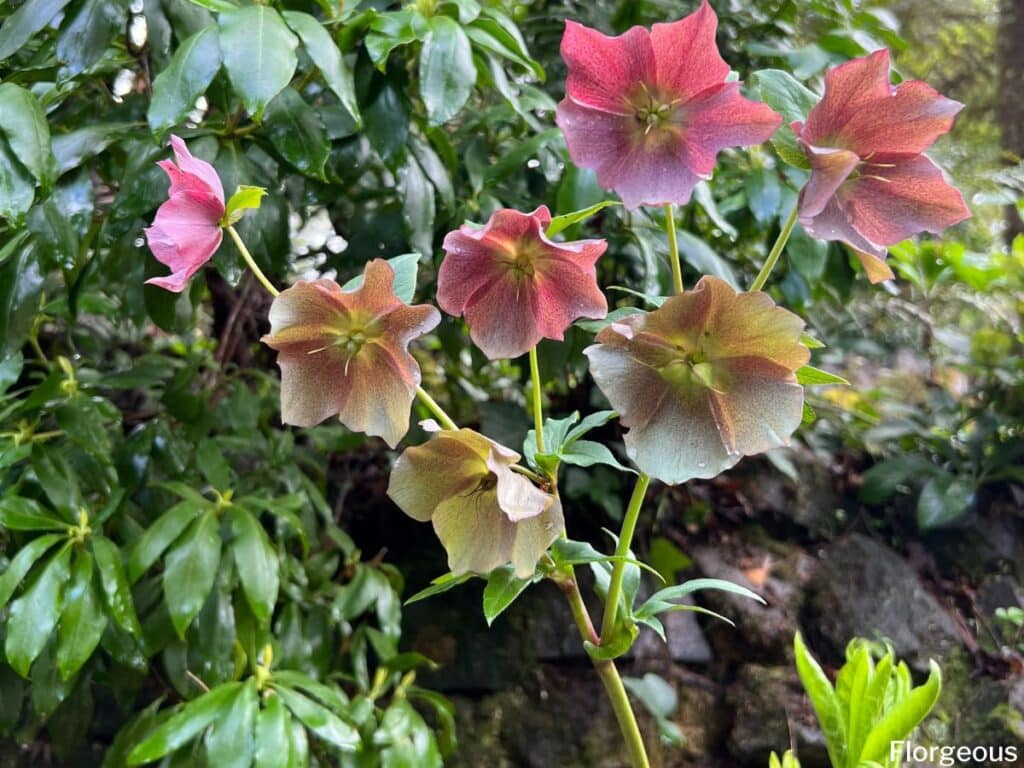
[804,534,962,668]
[726,665,829,768]
[632,602,713,665]
[690,542,814,664]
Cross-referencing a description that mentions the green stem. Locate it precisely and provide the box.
[555,569,650,768]
[664,203,683,295]
[528,345,545,453]
[226,225,279,297]
[415,387,457,431]
[749,204,798,292]
[600,472,650,641]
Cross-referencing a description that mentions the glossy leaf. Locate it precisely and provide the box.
[56,0,126,78]
[794,632,846,768]
[858,660,941,763]
[282,11,360,125]
[127,682,243,764]
[56,549,107,680]
[5,543,72,677]
[419,16,476,126]
[0,534,62,611]
[204,678,258,768]
[546,200,620,238]
[127,500,205,583]
[229,507,279,625]
[0,497,67,531]
[263,89,329,179]
[254,692,289,768]
[91,536,143,639]
[148,25,223,138]
[163,511,222,638]
[482,565,534,626]
[272,685,359,752]
[0,83,58,191]
[218,6,298,120]
[0,0,73,62]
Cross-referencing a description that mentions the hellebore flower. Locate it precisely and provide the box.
[555,0,781,209]
[261,259,441,448]
[145,135,226,292]
[388,425,563,578]
[793,49,971,283]
[585,276,809,485]
[438,206,608,360]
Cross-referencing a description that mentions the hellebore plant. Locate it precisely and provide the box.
[144,6,970,764]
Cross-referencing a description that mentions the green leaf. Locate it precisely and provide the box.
[186,0,237,10]
[796,365,850,386]
[419,16,476,126]
[163,511,222,638]
[263,89,329,179]
[400,154,435,258]
[126,500,205,583]
[272,685,359,752]
[858,660,941,763]
[404,572,474,605]
[546,200,620,238]
[850,652,894,765]
[204,678,257,768]
[0,136,35,223]
[0,533,62,611]
[800,333,826,349]
[5,543,72,677]
[637,578,765,621]
[56,0,126,77]
[793,632,846,768]
[51,123,132,174]
[341,253,420,304]
[746,168,781,224]
[282,11,360,125]
[91,536,143,639]
[693,182,737,239]
[584,621,637,660]
[0,497,67,531]
[218,6,299,120]
[0,84,57,191]
[56,549,107,680]
[858,456,936,505]
[559,440,634,473]
[229,508,279,625]
[31,443,81,515]
[254,692,289,768]
[675,230,738,288]
[750,69,818,169]
[916,474,973,530]
[0,0,73,63]
[148,25,223,139]
[482,565,534,626]
[127,682,243,765]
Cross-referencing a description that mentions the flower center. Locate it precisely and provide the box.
[657,346,725,393]
[629,83,682,138]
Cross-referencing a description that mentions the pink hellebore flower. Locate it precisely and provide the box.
[261,260,441,448]
[794,49,971,283]
[388,425,563,578]
[555,0,781,209]
[585,276,809,485]
[438,206,608,360]
[145,135,226,292]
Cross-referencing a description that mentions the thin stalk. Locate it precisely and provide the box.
[555,568,650,768]
[528,345,545,453]
[600,472,650,641]
[226,225,279,297]
[664,203,683,294]
[750,204,798,292]
[415,386,457,431]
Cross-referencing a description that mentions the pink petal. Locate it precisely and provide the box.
[169,135,225,205]
[709,357,804,456]
[798,145,860,218]
[144,218,222,293]
[561,21,655,114]
[463,274,542,359]
[274,344,350,428]
[335,343,420,448]
[842,153,971,246]
[800,50,893,145]
[649,0,730,102]
[798,196,894,283]
[533,258,608,341]
[679,82,782,177]
[264,280,348,344]
[558,99,704,208]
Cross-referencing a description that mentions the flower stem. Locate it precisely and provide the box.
[664,203,683,295]
[555,568,650,768]
[415,386,457,431]
[226,224,279,297]
[528,345,545,454]
[749,204,799,292]
[600,472,650,641]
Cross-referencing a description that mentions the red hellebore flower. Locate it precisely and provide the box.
[794,49,971,283]
[387,425,563,578]
[437,206,607,360]
[145,135,225,292]
[261,259,441,448]
[585,276,809,485]
[555,0,781,209]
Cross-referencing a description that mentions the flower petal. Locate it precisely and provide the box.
[488,450,553,522]
[799,195,892,282]
[432,492,518,576]
[649,0,730,102]
[274,344,350,428]
[169,135,225,205]
[798,145,860,219]
[709,357,804,456]
[144,216,222,293]
[388,430,490,522]
[800,50,893,145]
[463,273,542,359]
[561,21,655,115]
[841,153,971,246]
[509,496,563,578]
[335,342,420,448]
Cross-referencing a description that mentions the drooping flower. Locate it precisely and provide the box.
[793,49,971,283]
[387,425,562,577]
[438,206,607,360]
[585,276,809,485]
[555,0,781,209]
[261,259,440,448]
[145,135,226,292]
